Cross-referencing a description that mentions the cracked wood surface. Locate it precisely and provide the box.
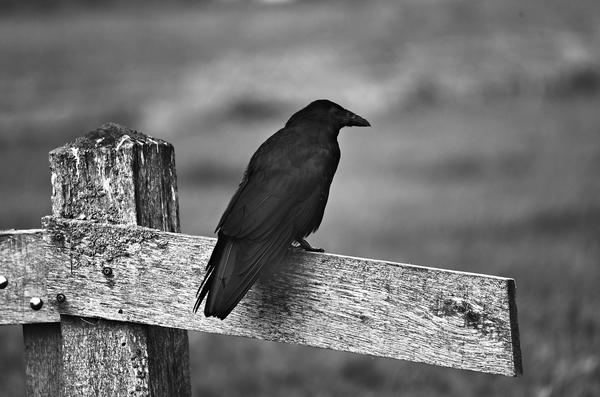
[4,216,521,376]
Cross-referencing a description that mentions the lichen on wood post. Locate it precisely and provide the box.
[49,122,179,230]
[27,122,190,396]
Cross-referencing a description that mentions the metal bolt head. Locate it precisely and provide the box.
[102,267,113,277]
[56,293,66,304]
[0,276,7,289]
[30,297,44,311]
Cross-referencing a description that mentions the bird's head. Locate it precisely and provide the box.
[285,99,371,132]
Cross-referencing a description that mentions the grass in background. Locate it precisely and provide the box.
[1,1,599,396]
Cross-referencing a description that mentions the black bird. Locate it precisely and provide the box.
[194,99,370,319]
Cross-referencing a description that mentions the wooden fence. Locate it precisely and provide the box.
[0,123,522,396]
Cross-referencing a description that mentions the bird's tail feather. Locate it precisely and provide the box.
[193,237,235,316]
[217,228,291,315]
[194,229,292,319]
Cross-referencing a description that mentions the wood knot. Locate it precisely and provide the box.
[431,297,504,339]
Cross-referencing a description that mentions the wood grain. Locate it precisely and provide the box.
[23,323,62,397]
[37,216,522,376]
[48,123,190,397]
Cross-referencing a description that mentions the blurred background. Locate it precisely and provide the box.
[1,0,599,395]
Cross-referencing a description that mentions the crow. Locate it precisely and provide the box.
[194,99,370,319]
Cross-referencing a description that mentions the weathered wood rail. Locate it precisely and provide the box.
[0,123,522,396]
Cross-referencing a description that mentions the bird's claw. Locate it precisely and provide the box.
[295,238,325,253]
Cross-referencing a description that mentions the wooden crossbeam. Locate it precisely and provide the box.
[1,217,522,377]
[0,230,54,324]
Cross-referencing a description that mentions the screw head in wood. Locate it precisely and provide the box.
[56,293,66,304]
[0,276,7,289]
[102,267,113,277]
[30,297,43,311]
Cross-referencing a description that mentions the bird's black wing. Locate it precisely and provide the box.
[195,128,338,318]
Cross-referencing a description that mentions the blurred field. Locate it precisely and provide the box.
[1,1,600,396]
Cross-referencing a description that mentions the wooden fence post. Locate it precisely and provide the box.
[23,123,191,396]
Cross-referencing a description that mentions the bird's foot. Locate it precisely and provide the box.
[294,238,324,253]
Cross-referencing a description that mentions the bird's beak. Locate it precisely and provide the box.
[343,111,371,127]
